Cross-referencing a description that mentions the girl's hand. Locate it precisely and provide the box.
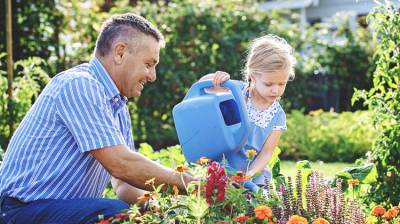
[212,71,230,88]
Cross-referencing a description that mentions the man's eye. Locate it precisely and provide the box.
[146,63,151,68]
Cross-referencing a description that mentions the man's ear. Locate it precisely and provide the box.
[113,42,128,65]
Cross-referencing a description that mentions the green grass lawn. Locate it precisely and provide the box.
[280,160,355,179]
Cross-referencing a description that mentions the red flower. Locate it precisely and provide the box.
[205,162,227,205]
[114,212,129,219]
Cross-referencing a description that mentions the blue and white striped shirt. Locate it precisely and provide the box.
[0,57,134,202]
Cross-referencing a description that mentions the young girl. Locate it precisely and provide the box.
[200,34,296,185]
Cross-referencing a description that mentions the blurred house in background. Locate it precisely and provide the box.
[259,0,378,31]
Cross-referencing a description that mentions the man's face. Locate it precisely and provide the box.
[117,35,160,98]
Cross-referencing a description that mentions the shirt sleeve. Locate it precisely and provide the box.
[55,77,126,152]
[272,109,288,131]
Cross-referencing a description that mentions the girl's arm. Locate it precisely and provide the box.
[246,130,282,177]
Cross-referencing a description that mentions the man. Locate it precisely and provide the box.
[0,13,192,223]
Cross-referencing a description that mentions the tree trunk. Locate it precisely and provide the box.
[6,0,14,151]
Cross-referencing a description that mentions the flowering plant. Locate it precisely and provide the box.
[97,157,371,223]
[366,205,400,224]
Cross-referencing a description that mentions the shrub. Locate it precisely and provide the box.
[0,54,50,149]
[280,110,375,162]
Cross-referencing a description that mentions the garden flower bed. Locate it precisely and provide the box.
[95,152,381,224]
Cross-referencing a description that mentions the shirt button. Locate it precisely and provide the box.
[2,213,5,216]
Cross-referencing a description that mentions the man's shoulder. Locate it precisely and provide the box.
[54,63,103,89]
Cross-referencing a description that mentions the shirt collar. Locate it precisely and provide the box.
[89,57,121,101]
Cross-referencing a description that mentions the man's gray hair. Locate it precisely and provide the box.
[95,13,165,57]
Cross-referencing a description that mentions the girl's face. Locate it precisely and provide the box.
[251,69,289,106]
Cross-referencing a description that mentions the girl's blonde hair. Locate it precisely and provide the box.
[243,34,296,87]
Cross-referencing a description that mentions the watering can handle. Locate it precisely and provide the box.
[221,80,250,147]
[183,80,249,147]
[183,80,214,100]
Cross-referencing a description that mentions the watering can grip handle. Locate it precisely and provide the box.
[183,80,214,100]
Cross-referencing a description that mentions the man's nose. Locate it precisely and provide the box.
[148,68,156,82]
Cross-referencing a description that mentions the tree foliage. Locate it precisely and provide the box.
[353,2,400,206]
[0,0,63,73]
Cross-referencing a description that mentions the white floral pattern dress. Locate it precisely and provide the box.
[226,81,287,185]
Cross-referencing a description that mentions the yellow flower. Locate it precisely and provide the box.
[347,178,360,187]
[366,216,378,224]
[197,156,210,165]
[245,149,257,159]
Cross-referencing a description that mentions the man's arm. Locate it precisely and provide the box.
[111,177,146,204]
[90,145,192,193]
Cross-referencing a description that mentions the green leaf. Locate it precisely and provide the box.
[187,195,209,219]
[335,163,377,184]
[296,160,312,169]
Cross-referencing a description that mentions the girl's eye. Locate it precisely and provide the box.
[265,83,272,87]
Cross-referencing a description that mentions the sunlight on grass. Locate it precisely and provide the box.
[280,160,355,179]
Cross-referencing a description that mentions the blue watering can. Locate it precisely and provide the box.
[173,80,250,163]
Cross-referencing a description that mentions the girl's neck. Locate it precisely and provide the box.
[249,87,274,110]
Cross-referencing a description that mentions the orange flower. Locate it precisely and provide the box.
[347,179,360,187]
[197,156,210,165]
[312,217,330,224]
[175,165,189,172]
[388,208,399,218]
[382,212,392,220]
[288,215,308,224]
[397,217,400,223]
[372,205,386,216]
[137,192,156,201]
[254,206,273,219]
[245,149,257,159]
[231,171,250,182]
[233,215,250,223]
